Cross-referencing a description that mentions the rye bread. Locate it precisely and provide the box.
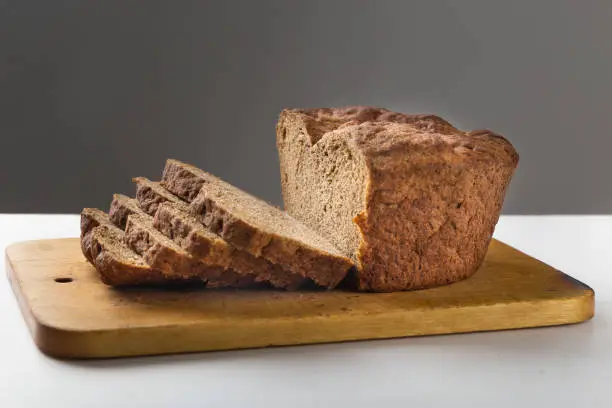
[109,193,147,228]
[84,198,256,288]
[133,176,186,215]
[161,159,353,289]
[124,213,215,279]
[133,180,306,289]
[123,210,257,288]
[276,106,519,291]
[80,208,169,286]
[80,207,111,263]
[154,202,305,289]
[110,191,258,288]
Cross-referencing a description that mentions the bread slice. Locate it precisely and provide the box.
[277,106,519,291]
[111,193,262,288]
[80,207,111,263]
[161,159,353,289]
[124,212,260,288]
[124,213,214,279]
[89,226,174,286]
[161,159,214,202]
[132,179,306,289]
[155,202,305,289]
[109,193,147,229]
[133,176,186,215]
[80,208,170,286]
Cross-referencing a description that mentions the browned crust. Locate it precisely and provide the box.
[279,106,460,145]
[280,107,518,160]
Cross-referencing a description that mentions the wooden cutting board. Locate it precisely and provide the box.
[6,238,594,359]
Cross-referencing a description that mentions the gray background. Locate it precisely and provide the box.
[1,0,610,214]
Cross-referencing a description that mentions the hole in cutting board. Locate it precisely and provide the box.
[54,277,73,283]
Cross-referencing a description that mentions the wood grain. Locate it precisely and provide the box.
[6,238,594,359]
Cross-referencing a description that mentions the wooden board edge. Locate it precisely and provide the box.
[5,250,51,356]
[5,239,597,359]
[13,291,595,360]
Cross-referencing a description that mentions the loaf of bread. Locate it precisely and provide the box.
[277,107,519,292]
[162,159,354,289]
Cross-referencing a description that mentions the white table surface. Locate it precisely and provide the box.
[0,214,610,408]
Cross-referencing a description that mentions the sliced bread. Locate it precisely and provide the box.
[161,159,214,201]
[124,213,214,279]
[89,225,172,286]
[80,207,112,263]
[123,212,258,288]
[161,159,353,289]
[155,202,305,289]
[109,193,147,229]
[134,176,187,215]
[80,208,169,286]
[112,194,259,288]
[132,180,306,289]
